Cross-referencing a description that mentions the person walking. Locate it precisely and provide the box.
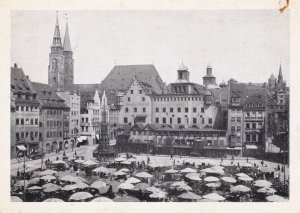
[170,153,173,160]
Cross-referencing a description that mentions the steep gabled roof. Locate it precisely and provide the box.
[65,84,100,93]
[99,64,164,92]
[31,82,69,109]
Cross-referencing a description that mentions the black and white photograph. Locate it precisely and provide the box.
[8,7,292,204]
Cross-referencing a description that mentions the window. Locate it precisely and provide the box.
[252,123,256,129]
[246,112,250,118]
[252,134,257,142]
[156,107,159,113]
[26,106,29,111]
[156,117,159,123]
[236,117,241,122]
[177,117,181,124]
[208,118,213,124]
[201,107,204,113]
[21,119,24,125]
[246,134,251,142]
[35,132,38,137]
[163,108,166,113]
[16,133,20,141]
[139,90,142,94]
[246,123,250,129]
[170,117,172,124]
[21,132,24,139]
[25,119,29,125]
[131,90,133,94]
[193,107,197,113]
[21,106,24,111]
[30,118,34,125]
[231,117,235,122]
[143,107,146,113]
[128,97,131,102]
[237,126,241,132]
[202,118,205,124]
[177,107,181,113]
[185,107,188,113]
[170,107,173,113]
[134,107,137,113]
[125,108,129,113]
[193,118,197,124]
[16,118,19,125]
[163,117,166,124]
[124,117,128,123]
[142,97,145,102]
[231,126,235,132]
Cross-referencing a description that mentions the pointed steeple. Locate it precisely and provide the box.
[52,11,62,47]
[278,64,283,84]
[63,14,72,52]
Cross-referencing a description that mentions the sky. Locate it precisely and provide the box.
[11,10,290,85]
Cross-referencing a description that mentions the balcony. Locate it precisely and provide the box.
[245,116,264,120]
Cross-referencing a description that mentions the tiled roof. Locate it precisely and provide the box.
[229,83,266,108]
[65,84,100,93]
[100,64,164,92]
[210,88,229,104]
[31,82,69,109]
[11,67,35,94]
[11,67,40,106]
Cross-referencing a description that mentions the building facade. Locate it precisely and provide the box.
[31,82,69,153]
[57,90,81,149]
[11,65,41,157]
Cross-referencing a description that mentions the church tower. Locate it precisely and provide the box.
[63,15,74,86]
[48,12,65,90]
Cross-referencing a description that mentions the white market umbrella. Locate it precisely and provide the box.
[91,197,114,202]
[27,185,42,190]
[62,182,89,191]
[125,177,141,184]
[119,168,130,173]
[43,184,61,193]
[83,160,98,167]
[221,176,237,183]
[43,198,64,202]
[135,172,153,178]
[113,171,126,176]
[118,182,134,190]
[204,176,219,182]
[266,195,287,202]
[236,173,248,177]
[40,175,56,181]
[178,191,202,200]
[257,187,276,194]
[185,173,201,181]
[203,193,226,201]
[205,182,221,188]
[93,166,109,174]
[52,160,67,165]
[121,160,132,165]
[149,191,167,199]
[146,186,161,193]
[165,169,178,174]
[69,192,93,201]
[231,185,251,193]
[114,157,126,162]
[90,180,107,189]
[171,181,192,191]
[39,169,57,177]
[74,159,85,163]
[254,180,272,188]
[11,196,23,202]
[238,176,254,182]
[181,168,197,173]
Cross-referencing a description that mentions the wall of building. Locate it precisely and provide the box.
[14,105,40,153]
[119,80,152,125]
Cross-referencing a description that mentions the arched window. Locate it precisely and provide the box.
[51,58,58,70]
[258,102,263,107]
[253,102,257,108]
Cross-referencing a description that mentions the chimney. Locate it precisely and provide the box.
[14,63,18,68]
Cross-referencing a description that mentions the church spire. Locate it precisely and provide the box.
[278,63,283,84]
[52,11,62,47]
[63,13,72,52]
